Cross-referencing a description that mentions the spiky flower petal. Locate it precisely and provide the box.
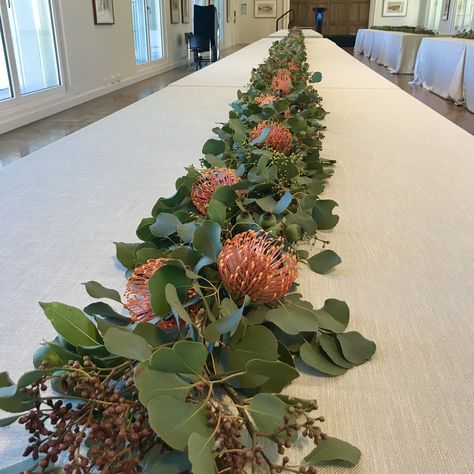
[249,121,292,153]
[217,230,298,304]
[191,167,241,215]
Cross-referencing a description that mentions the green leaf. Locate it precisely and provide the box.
[311,71,323,83]
[133,322,173,347]
[0,372,35,413]
[141,449,191,473]
[104,327,151,361]
[300,341,347,376]
[255,195,277,212]
[188,432,215,474]
[207,199,227,226]
[313,309,347,333]
[176,222,198,243]
[312,200,339,230]
[248,393,290,435]
[150,340,207,376]
[0,414,23,427]
[305,437,361,467]
[40,302,102,346]
[319,334,354,369]
[212,185,236,205]
[114,242,139,270]
[202,138,225,155]
[147,396,212,450]
[193,220,222,261]
[246,359,299,391]
[148,264,191,315]
[84,302,130,322]
[321,299,349,330]
[204,297,249,342]
[134,361,191,405]
[203,153,226,168]
[307,250,341,274]
[337,332,376,365]
[150,212,181,238]
[83,281,122,303]
[225,326,278,388]
[165,283,193,325]
[287,116,307,133]
[266,296,319,335]
[229,118,248,143]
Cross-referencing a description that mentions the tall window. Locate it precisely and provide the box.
[0,0,60,101]
[425,0,443,31]
[132,0,163,65]
[454,0,474,31]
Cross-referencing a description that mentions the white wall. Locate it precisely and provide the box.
[369,0,423,27]
[0,0,190,134]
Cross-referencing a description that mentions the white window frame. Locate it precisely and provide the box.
[0,0,65,110]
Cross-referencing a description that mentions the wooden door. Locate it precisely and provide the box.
[290,0,369,35]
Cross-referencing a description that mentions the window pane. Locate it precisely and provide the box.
[8,0,60,95]
[132,0,149,64]
[148,0,163,61]
[0,23,12,101]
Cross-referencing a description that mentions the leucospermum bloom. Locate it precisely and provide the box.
[125,258,196,328]
[255,94,290,117]
[271,68,292,95]
[249,121,293,153]
[217,230,298,304]
[191,167,241,215]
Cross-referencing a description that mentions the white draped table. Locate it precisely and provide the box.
[355,28,427,73]
[1,35,473,473]
[463,41,474,113]
[412,37,468,102]
[269,29,323,38]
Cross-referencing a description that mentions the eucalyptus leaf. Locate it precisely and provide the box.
[337,332,376,365]
[150,340,207,376]
[83,281,122,303]
[114,242,139,270]
[202,138,225,155]
[312,200,339,230]
[150,212,181,238]
[204,297,249,342]
[40,302,102,347]
[188,432,215,474]
[319,334,354,369]
[305,437,361,467]
[247,393,290,435]
[307,250,341,274]
[193,220,222,261]
[207,199,227,226]
[300,341,347,376]
[104,328,151,361]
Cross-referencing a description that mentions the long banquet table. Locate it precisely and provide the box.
[1,34,474,473]
[355,28,427,74]
[412,37,469,103]
[269,28,323,38]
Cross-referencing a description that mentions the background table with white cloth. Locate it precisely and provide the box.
[463,41,474,113]
[412,37,468,102]
[269,29,322,38]
[1,35,473,473]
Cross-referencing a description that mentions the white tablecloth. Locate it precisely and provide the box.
[413,37,468,102]
[463,41,474,113]
[269,29,323,38]
[172,38,397,90]
[1,37,474,473]
[356,29,427,74]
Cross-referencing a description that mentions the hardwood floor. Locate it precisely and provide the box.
[0,45,245,169]
[348,48,474,135]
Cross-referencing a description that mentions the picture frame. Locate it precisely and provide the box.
[254,0,277,19]
[381,0,408,17]
[181,0,190,23]
[170,0,181,24]
[441,0,451,20]
[92,0,115,25]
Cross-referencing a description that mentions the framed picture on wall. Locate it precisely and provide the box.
[254,0,277,18]
[381,0,408,17]
[181,0,190,23]
[92,0,115,25]
[170,0,181,24]
[441,0,451,20]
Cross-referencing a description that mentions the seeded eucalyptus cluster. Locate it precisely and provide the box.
[0,28,376,473]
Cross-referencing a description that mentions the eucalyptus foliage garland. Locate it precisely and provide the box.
[0,29,376,474]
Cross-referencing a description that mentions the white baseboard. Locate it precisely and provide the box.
[0,59,187,135]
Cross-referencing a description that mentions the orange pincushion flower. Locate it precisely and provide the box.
[125,258,196,328]
[287,61,299,71]
[191,167,241,215]
[255,94,278,107]
[249,121,292,153]
[217,230,298,304]
[271,74,292,95]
